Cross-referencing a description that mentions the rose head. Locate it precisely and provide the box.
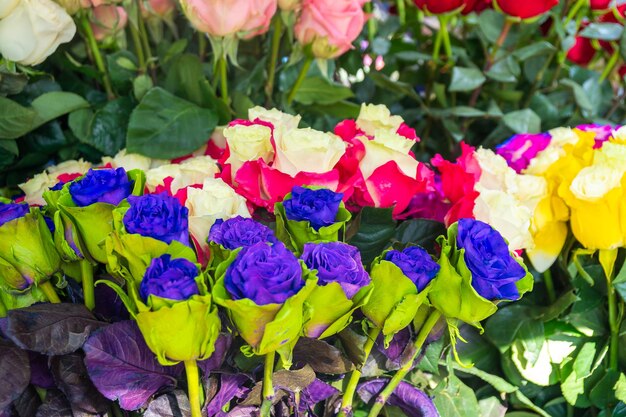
[300,242,370,298]
[69,168,133,207]
[140,254,200,302]
[123,194,190,245]
[384,246,440,292]
[225,241,305,305]
[209,216,278,250]
[0,203,29,228]
[496,133,551,173]
[283,186,343,230]
[413,0,465,14]
[456,218,526,300]
[493,0,558,19]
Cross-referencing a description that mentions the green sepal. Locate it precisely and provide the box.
[0,208,61,288]
[52,210,86,263]
[0,285,48,310]
[127,169,146,196]
[212,250,317,366]
[361,257,431,344]
[274,191,352,255]
[514,255,534,297]
[303,282,373,339]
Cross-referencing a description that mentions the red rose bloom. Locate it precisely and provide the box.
[494,0,558,19]
[413,0,465,14]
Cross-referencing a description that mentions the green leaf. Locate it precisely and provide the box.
[368,72,421,101]
[393,219,446,254]
[485,305,532,351]
[69,109,94,143]
[31,92,90,126]
[561,342,597,407]
[621,27,626,61]
[502,109,541,134]
[615,374,626,403]
[589,369,619,408]
[478,10,506,43]
[613,257,626,302]
[560,79,593,112]
[434,374,480,417]
[417,337,444,375]
[0,96,37,139]
[539,290,578,322]
[293,76,354,105]
[446,106,487,117]
[88,97,134,155]
[449,67,486,92]
[126,87,217,159]
[486,56,521,83]
[513,320,545,367]
[513,41,556,61]
[580,23,624,41]
[348,207,397,267]
[479,397,507,417]
[164,53,205,106]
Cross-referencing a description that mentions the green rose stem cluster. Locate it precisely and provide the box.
[366,219,533,417]
[0,201,61,305]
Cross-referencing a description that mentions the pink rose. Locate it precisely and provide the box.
[294,0,368,59]
[141,0,176,17]
[179,0,276,39]
[90,5,127,41]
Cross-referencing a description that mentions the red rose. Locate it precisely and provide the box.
[462,0,492,15]
[590,0,611,11]
[493,0,558,19]
[567,23,596,66]
[413,0,465,14]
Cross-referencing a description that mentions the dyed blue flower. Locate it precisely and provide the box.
[384,246,439,292]
[209,216,278,250]
[283,186,343,230]
[124,194,189,245]
[0,203,29,228]
[140,254,199,302]
[69,168,133,207]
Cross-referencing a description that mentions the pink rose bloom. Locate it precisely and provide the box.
[495,133,551,173]
[576,124,616,149]
[90,5,128,41]
[141,0,176,17]
[294,0,368,59]
[179,0,276,39]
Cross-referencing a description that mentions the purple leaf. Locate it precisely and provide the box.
[28,351,54,389]
[0,339,30,410]
[143,390,190,417]
[93,283,130,323]
[205,374,251,417]
[35,389,73,417]
[83,320,182,411]
[376,328,417,371]
[13,386,42,417]
[299,379,338,413]
[357,379,439,417]
[227,406,258,417]
[198,333,232,377]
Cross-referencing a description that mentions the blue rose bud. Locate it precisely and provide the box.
[283,186,343,231]
[300,242,370,299]
[456,218,526,301]
[69,168,133,207]
[0,203,29,227]
[140,254,200,302]
[384,247,440,292]
[225,242,305,305]
[123,194,189,245]
[208,217,278,250]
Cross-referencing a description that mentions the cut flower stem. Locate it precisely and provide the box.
[260,351,276,417]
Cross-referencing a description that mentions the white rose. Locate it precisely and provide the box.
[0,0,19,18]
[101,149,167,172]
[273,128,345,176]
[19,158,91,205]
[47,159,91,177]
[524,128,582,175]
[593,142,626,168]
[223,123,274,179]
[549,127,580,147]
[145,156,219,193]
[248,107,301,132]
[475,148,516,191]
[474,188,534,251]
[511,174,548,212]
[0,0,76,66]
[570,164,624,202]
[358,130,418,180]
[356,104,404,136]
[612,126,626,142]
[185,178,250,244]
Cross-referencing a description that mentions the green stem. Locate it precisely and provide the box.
[219,55,229,105]
[81,260,95,311]
[599,49,620,83]
[432,25,444,62]
[198,33,207,62]
[265,16,283,105]
[40,281,61,304]
[260,351,276,417]
[137,4,154,70]
[364,1,376,43]
[0,296,7,317]
[564,0,586,28]
[396,0,406,26]
[184,360,202,417]
[367,311,442,417]
[439,15,453,61]
[128,15,146,70]
[80,14,115,99]
[543,269,556,304]
[286,57,312,105]
[608,286,620,371]
[337,326,382,417]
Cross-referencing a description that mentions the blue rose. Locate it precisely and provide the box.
[456,218,526,300]
[209,216,278,250]
[283,186,343,230]
[69,168,133,207]
[140,254,199,302]
[0,203,29,228]
[124,194,189,245]
[384,246,440,292]
[225,242,304,305]
[300,242,370,298]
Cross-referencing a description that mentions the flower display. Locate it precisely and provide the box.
[123,194,189,245]
[69,168,133,207]
[139,254,200,301]
[283,186,343,230]
[209,216,278,250]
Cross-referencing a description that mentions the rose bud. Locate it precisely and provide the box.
[493,0,558,20]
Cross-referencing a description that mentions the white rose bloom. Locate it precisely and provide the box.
[356,104,404,136]
[549,127,580,147]
[0,0,76,66]
[186,178,250,244]
[273,128,345,176]
[612,126,626,142]
[19,158,91,205]
[570,164,624,202]
[593,142,626,168]
[511,174,548,212]
[100,149,167,172]
[47,159,91,177]
[223,123,274,180]
[248,107,301,133]
[145,156,219,193]
[358,130,418,180]
[474,188,534,251]
[0,0,19,18]
[475,148,516,191]
[524,127,582,175]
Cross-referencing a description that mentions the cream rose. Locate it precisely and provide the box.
[356,104,404,136]
[248,106,301,133]
[570,164,624,202]
[185,178,251,244]
[145,156,219,193]
[358,130,418,180]
[223,123,274,179]
[272,128,345,176]
[0,0,76,66]
[19,159,91,205]
[0,0,19,17]
[101,149,167,172]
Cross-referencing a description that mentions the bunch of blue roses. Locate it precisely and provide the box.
[0,166,533,417]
